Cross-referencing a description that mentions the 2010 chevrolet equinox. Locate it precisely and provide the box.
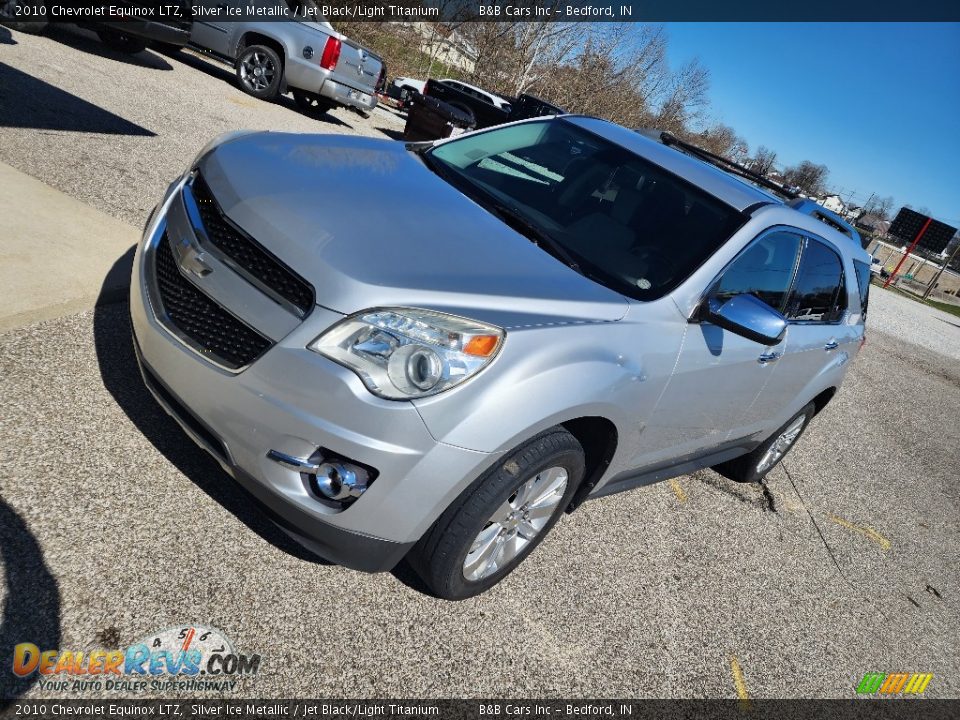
[131,117,871,599]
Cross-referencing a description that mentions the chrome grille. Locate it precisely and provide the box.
[190,173,314,315]
[153,232,272,370]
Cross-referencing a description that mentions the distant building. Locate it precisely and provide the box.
[406,22,478,74]
[818,194,846,215]
[845,205,865,222]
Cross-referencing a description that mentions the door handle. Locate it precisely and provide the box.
[758,351,781,364]
[824,340,839,351]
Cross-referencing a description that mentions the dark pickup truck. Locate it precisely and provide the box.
[1,1,192,53]
[404,78,564,141]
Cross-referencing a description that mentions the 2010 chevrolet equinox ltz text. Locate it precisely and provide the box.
[131,117,872,599]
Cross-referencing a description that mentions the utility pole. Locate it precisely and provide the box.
[921,242,960,300]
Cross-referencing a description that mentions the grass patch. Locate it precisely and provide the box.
[875,282,960,317]
[926,299,960,318]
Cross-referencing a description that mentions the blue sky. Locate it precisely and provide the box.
[665,23,960,224]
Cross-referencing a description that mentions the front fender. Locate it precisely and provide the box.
[412,313,685,464]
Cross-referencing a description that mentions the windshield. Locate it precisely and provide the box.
[425,119,746,301]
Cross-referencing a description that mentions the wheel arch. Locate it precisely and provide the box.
[811,386,837,415]
[236,32,286,65]
[561,416,619,511]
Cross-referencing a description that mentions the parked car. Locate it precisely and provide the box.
[188,0,383,115]
[870,256,884,276]
[404,79,564,141]
[387,76,426,103]
[0,0,192,54]
[131,117,871,599]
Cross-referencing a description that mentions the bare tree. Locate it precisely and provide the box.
[864,194,895,222]
[782,160,829,196]
[749,146,778,177]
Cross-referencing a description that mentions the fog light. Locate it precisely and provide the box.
[314,461,370,501]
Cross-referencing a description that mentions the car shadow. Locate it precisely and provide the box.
[376,127,405,141]
[45,24,173,70]
[92,250,327,566]
[0,63,155,136]
[0,497,62,707]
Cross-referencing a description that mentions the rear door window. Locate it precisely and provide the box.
[852,259,870,321]
[786,239,846,322]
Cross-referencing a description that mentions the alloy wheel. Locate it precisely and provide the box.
[756,415,806,474]
[240,52,276,92]
[462,466,568,582]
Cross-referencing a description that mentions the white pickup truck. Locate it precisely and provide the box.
[190,0,383,115]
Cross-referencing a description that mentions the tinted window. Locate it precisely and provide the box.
[786,239,846,322]
[713,232,802,312]
[853,259,870,321]
[426,120,746,301]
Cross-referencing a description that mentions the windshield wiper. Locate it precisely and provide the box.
[418,152,584,275]
[483,200,585,276]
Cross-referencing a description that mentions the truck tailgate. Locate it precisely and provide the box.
[335,39,382,94]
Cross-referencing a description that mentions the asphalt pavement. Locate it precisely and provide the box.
[0,23,958,701]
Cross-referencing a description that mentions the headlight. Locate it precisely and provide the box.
[308,308,504,400]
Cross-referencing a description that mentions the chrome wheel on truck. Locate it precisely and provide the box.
[236,44,282,100]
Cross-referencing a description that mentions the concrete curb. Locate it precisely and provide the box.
[0,161,138,334]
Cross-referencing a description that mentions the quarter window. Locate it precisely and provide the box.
[785,239,846,322]
[713,231,803,312]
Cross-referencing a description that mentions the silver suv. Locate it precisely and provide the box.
[131,117,872,599]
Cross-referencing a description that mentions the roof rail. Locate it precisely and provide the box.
[643,130,799,201]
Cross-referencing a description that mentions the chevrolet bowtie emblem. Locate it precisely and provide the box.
[173,236,212,278]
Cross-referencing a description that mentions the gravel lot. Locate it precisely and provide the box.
[0,24,407,227]
[1,25,959,701]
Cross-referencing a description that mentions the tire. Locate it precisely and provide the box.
[96,29,148,54]
[713,403,815,483]
[0,0,48,33]
[292,89,335,116]
[409,427,584,601]
[236,44,283,101]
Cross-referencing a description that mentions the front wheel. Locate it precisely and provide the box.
[713,403,815,483]
[409,428,584,600]
[236,44,283,100]
[96,29,147,54]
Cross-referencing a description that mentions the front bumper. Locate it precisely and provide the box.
[129,181,496,570]
[319,78,378,112]
[133,340,412,572]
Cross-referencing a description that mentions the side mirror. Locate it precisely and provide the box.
[704,294,787,346]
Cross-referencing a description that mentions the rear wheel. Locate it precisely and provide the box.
[409,428,584,600]
[236,44,283,100]
[292,89,335,116]
[0,0,48,33]
[713,403,815,483]
[96,29,147,54]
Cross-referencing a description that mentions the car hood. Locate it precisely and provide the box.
[197,132,628,326]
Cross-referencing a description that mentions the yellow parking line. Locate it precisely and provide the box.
[827,514,891,550]
[669,479,687,503]
[729,656,749,705]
